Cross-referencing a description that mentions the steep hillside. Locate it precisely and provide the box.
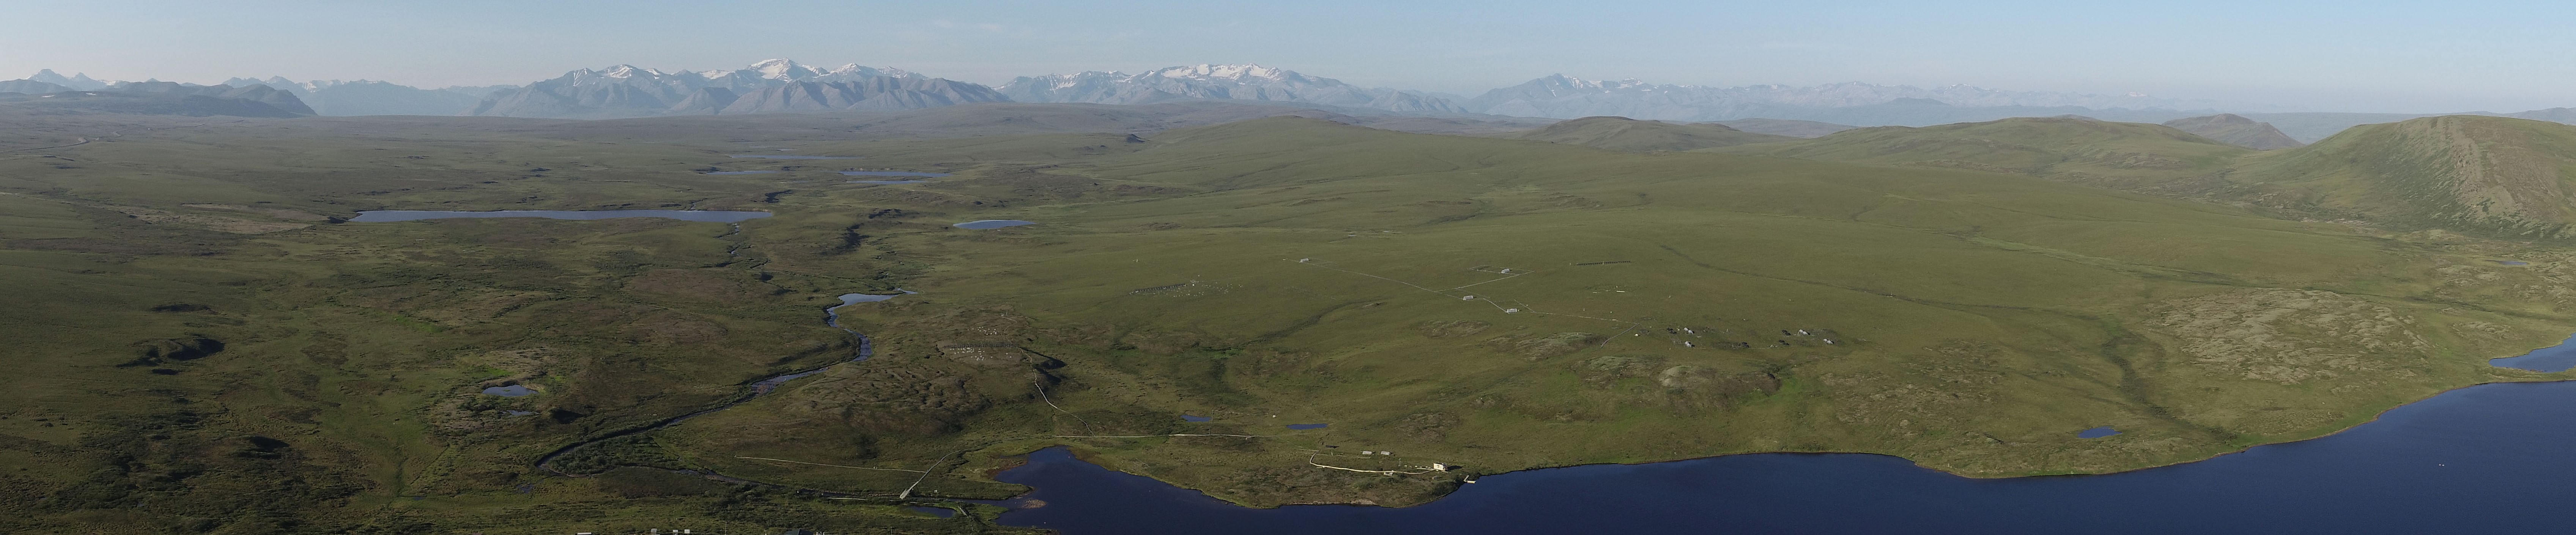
[1709,117,2250,194]
[2163,114,2304,150]
[1502,115,1793,151]
[2228,115,2576,238]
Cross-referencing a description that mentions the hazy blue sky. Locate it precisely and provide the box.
[6,0,2568,112]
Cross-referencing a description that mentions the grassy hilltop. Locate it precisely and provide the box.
[3,107,2576,533]
[1496,115,1794,151]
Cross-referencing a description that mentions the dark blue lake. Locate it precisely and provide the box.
[728,155,859,159]
[990,378,2576,534]
[349,210,772,223]
[849,180,928,185]
[704,170,780,175]
[2491,333,2576,372]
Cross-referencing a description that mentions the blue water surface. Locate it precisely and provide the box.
[2489,333,2576,371]
[990,381,2576,534]
[729,155,859,159]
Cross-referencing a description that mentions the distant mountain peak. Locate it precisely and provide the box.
[31,69,108,90]
[1152,64,1290,81]
[464,60,1001,118]
[749,58,817,80]
[601,64,663,78]
[1000,64,1461,114]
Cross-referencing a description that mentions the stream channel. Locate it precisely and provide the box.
[530,290,910,480]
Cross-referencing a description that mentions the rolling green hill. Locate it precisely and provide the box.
[1713,117,1860,138]
[2226,115,2576,238]
[1500,115,1796,151]
[2162,114,2304,150]
[1707,116,2252,195]
[2,110,2574,532]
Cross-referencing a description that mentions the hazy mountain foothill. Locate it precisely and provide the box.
[10,54,2576,534]
[1712,117,1861,137]
[1501,115,1797,151]
[2160,114,2305,150]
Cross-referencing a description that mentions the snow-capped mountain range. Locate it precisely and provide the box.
[999,64,1460,114]
[460,59,1005,118]
[8,61,2274,123]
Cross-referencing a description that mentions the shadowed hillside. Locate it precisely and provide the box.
[2227,115,2576,238]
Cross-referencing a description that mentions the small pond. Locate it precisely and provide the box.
[1181,415,1212,423]
[2494,260,2532,266]
[849,180,927,185]
[482,385,537,397]
[908,506,958,518]
[840,171,953,177]
[2078,426,2121,439]
[729,155,860,159]
[704,170,780,175]
[954,220,1037,229]
[1284,423,1329,430]
[350,210,772,223]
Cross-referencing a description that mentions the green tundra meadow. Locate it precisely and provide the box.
[6,104,2576,533]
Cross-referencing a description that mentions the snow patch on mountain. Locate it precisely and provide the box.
[999,64,1462,114]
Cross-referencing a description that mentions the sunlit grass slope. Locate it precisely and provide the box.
[2227,115,2576,238]
[5,111,2575,532]
[664,117,2575,507]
